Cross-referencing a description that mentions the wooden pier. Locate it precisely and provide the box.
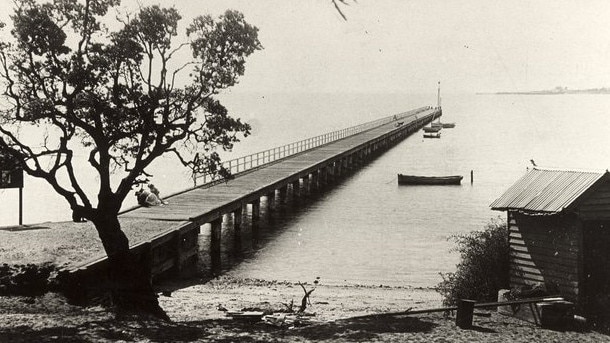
[67,106,440,300]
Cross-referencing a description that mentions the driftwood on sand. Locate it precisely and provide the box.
[298,282,315,313]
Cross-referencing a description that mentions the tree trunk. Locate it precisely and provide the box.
[93,214,169,321]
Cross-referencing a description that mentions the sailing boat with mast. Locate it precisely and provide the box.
[423,81,442,137]
[433,81,456,128]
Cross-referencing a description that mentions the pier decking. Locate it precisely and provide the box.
[121,107,437,224]
[68,106,440,299]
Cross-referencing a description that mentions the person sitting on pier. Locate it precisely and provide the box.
[148,183,169,205]
[135,187,163,207]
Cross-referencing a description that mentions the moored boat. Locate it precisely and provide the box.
[423,126,441,133]
[432,122,455,128]
[397,174,463,185]
[423,132,441,138]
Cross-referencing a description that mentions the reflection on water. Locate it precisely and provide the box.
[4,92,610,289]
[198,93,610,289]
[198,175,355,279]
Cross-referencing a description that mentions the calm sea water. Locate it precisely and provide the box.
[218,92,610,288]
[2,92,610,288]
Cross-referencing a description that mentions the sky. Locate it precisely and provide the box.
[124,0,610,94]
[2,0,610,94]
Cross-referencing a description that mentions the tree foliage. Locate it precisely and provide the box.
[0,0,262,223]
[0,0,261,318]
[436,218,510,307]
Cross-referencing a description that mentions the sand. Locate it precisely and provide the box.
[1,221,608,342]
[0,276,608,342]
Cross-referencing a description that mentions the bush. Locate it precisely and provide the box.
[436,218,510,307]
[0,263,58,296]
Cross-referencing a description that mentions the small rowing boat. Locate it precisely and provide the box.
[423,126,441,133]
[423,132,441,138]
[397,174,463,185]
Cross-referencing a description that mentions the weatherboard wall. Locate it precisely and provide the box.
[578,180,610,220]
[507,211,583,306]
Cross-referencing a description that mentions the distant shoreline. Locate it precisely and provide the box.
[477,87,610,95]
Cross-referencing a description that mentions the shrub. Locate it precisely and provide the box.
[436,218,510,307]
[0,263,58,296]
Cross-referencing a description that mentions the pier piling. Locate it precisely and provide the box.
[210,218,222,274]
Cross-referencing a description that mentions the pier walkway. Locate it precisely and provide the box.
[122,106,436,224]
[69,106,440,297]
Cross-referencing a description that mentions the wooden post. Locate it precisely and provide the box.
[301,176,309,196]
[291,180,300,201]
[335,159,343,181]
[266,191,275,213]
[233,207,243,253]
[174,231,183,277]
[470,170,474,184]
[251,198,260,235]
[210,218,222,274]
[319,168,327,186]
[311,172,318,192]
[327,164,335,184]
[456,299,476,329]
[19,186,23,226]
[278,186,287,211]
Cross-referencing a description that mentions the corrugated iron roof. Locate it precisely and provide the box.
[490,167,607,213]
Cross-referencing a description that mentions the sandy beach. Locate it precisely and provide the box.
[1,222,608,342]
[1,276,608,342]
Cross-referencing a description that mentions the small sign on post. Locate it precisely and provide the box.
[0,153,24,225]
[0,168,23,189]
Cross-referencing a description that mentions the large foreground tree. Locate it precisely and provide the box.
[0,0,261,318]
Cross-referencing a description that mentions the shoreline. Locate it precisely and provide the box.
[1,276,609,342]
[158,276,444,323]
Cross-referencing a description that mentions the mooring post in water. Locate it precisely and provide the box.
[471,170,474,184]
[456,299,476,329]
[210,217,222,274]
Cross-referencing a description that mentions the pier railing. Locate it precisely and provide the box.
[193,106,433,186]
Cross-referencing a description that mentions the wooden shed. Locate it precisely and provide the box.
[490,167,610,317]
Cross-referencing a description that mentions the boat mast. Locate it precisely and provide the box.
[437,81,441,108]
[436,81,441,122]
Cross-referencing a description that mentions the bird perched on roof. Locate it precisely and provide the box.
[530,159,537,167]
